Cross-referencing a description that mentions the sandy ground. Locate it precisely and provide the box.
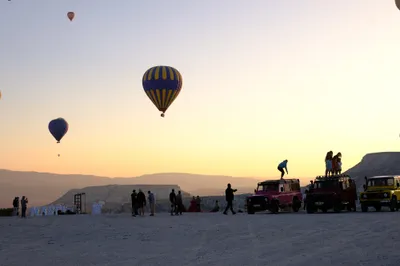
[0,211,400,266]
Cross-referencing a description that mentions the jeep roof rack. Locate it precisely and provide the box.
[315,174,351,180]
[258,178,300,185]
[368,175,397,180]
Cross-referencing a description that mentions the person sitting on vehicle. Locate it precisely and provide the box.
[277,160,288,179]
[325,151,333,177]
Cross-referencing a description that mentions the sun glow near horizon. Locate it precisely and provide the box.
[0,0,399,181]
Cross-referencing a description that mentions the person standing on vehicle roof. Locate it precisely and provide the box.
[325,151,333,177]
[277,160,288,179]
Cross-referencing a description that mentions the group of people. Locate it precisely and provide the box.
[169,189,185,215]
[12,196,29,218]
[130,189,155,217]
[325,151,342,177]
[129,184,240,216]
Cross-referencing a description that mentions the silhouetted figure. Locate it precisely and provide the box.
[223,183,237,215]
[195,196,201,212]
[211,200,220,212]
[175,191,183,215]
[169,189,176,215]
[147,191,155,216]
[21,196,28,218]
[277,160,288,179]
[303,190,309,210]
[325,151,333,177]
[137,189,146,216]
[12,197,19,216]
[131,189,138,217]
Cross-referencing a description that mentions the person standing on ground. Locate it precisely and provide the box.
[12,197,19,217]
[21,196,28,218]
[175,191,183,215]
[303,190,309,210]
[169,189,176,216]
[147,191,155,216]
[195,196,202,212]
[137,189,146,216]
[348,179,357,212]
[223,183,237,215]
[131,189,138,217]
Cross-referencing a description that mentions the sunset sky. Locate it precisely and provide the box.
[0,0,399,181]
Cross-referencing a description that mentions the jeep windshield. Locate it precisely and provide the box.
[368,177,394,187]
[257,182,279,192]
[314,180,340,189]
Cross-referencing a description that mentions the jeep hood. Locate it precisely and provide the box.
[366,186,394,192]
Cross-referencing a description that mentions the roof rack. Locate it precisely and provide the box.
[315,174,350,180]
[259,178,300,184]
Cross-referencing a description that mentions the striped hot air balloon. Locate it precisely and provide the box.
[142,66,183,117]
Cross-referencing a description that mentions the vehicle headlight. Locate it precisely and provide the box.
[384,193,388,198]
[363,194,367,199]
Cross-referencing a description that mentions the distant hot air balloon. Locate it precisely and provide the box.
[48,118,69,143]
[0,90,2,100]
[142,66,183,117]
[67,12,75,21]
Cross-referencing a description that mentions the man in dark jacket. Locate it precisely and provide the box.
[21,196,28,218]
[131,189,138,216]
[137,189,146,216]
[223,183,237,215]
[12,197,19,216]
[169,189,176,216]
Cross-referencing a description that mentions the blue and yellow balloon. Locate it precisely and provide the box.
[142,66,183,117]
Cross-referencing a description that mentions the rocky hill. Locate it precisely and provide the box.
[51,184,191,213]
[344,152,400,187]
[0,170,260,207]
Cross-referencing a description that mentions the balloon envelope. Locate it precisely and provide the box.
[142,66,182,116]
[48,118,69,143]
[67,12,75,21]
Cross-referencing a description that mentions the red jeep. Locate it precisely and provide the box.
[246,179,303,214]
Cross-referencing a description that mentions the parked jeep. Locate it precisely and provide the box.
[360,175,400,212]
[246,179,302,214]
[306,174,357,213]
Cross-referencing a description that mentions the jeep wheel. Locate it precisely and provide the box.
[321,206,328,213]
[292,198,301,212]
[247,206,255,214]
[361,204,368,212]
[333,201,342,213]
[306,203,316,214]
[270,200,279,214]
[390,197,397,212]
[374,205,381,212]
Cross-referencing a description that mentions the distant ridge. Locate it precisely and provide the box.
[0,169,261,207]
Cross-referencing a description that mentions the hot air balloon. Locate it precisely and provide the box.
[0,90,2,100]
[142,66,183,117]
[67,12,75,21]
[48,118,69,143]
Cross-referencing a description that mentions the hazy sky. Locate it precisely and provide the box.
[0,0,399,180]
